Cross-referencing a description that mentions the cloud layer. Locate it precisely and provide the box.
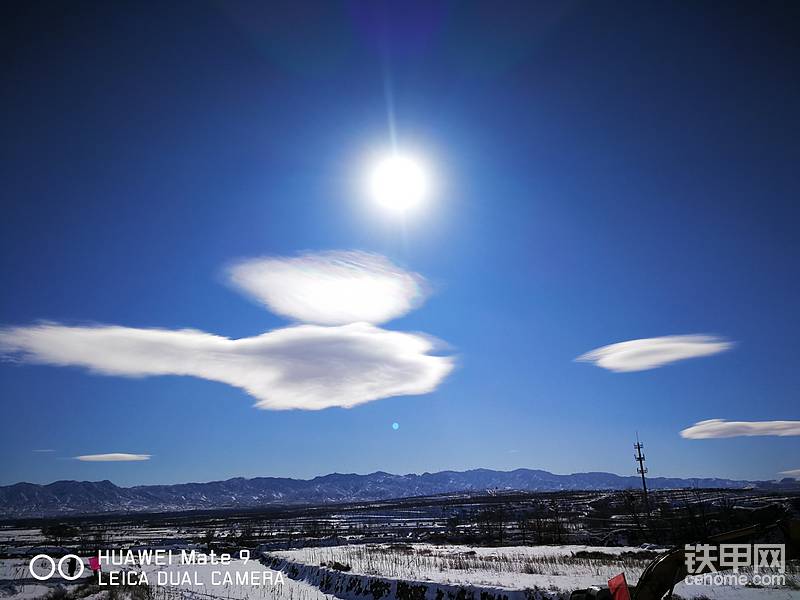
[780,469,800,480]
[0,251,454,411]
[75,453,151,462]
[0,322,453,410]
[228,251,426,325]
[576,335,732,372]
[680,419,800,439]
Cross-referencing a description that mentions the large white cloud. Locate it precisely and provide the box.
[780,469,800,480]
[75,453,151,462]
[575,334,732,372]
[227,251,426,325]
[0,322,453,410]
[680,419,800,439]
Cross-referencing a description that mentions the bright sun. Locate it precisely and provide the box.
[368,153,430,213]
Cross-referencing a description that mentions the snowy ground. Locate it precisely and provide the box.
[270,543,800,600]
[138,558,333,600]
[0,556,333,600]
[0,558,64,599]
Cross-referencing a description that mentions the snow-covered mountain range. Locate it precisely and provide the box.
[0,468,780,518]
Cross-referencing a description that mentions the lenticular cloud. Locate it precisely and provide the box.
[0,251,454,411]
[228,251,427,325]
[75,453,151,462]
[575,334,732,372]
[680,419,800,439]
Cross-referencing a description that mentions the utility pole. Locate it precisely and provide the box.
[634,433,649,514]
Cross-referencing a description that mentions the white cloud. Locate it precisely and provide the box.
[0,322,454,410]
[780,469,800,480]
[75,453,151,462]
[680,419,800,439]
[227,251,427,325]
[576,334,732,372]
[0,251,453,411]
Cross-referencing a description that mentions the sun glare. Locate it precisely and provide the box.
[368,153,430,213]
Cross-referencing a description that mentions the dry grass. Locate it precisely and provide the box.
[293,545,654,581]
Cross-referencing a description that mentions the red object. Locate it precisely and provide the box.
[608,573,631,600]
[88,556,100,571]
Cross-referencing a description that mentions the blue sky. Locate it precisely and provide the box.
[1,1,798,486]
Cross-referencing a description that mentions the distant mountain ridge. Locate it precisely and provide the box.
[0,468,777,518]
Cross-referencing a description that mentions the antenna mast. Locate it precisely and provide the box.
[634,433,650,514]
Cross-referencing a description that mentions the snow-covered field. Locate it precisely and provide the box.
[270,543,800,600]
[272,544,657,590]
[3,545,798,600]
[0,531,45,546]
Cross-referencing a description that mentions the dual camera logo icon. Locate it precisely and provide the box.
[29,554,85,581]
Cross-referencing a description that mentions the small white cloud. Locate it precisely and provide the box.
[33,449,55,453]
[0,322,454,411]
[681,419,800,439]
[576,334,732,372]
[227,251,426,325]
[75,453,151,462]
[780,469,800,480]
